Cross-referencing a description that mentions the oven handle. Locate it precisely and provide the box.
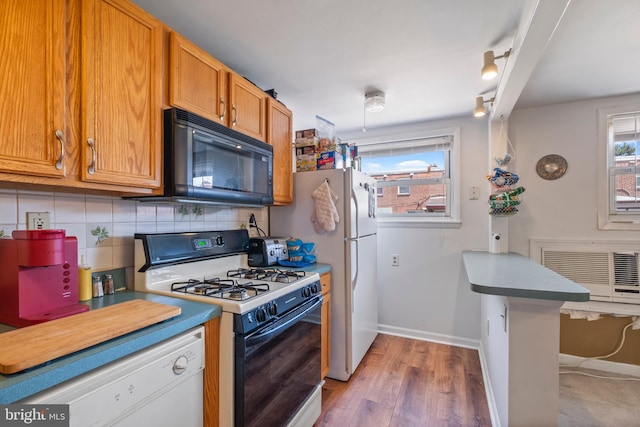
[245,295,322,347]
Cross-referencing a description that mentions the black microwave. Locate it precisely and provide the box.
[136,108,273,206]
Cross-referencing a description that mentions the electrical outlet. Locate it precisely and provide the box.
[27,212,51,230]
[391,254,399,266]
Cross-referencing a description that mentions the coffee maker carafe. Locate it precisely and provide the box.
[0,230,89,327]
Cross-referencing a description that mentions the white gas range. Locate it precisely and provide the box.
[133,230,322,427]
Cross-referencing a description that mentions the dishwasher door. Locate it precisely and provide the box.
[22,326,205,427]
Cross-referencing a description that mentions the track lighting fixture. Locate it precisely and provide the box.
[473,96,495,118]
[481,49,511,80]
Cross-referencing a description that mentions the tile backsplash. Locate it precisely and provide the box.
[0,189,268,286]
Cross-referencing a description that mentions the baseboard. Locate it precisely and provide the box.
[559,353,640,377]
[377,324,480,350]
[478,342,501,427]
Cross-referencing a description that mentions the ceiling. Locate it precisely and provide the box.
[130,0,640,134]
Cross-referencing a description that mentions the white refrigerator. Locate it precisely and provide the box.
[270,168,378,381]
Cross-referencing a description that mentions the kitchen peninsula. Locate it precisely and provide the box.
[462,250,589,427]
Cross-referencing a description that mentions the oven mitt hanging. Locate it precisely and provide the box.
[311,180,339,232]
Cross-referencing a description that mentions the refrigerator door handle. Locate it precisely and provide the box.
[351,184,359,239]
[350,238,358,313]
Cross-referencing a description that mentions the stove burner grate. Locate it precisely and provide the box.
[227,268,306,283]
[171,278,270,300]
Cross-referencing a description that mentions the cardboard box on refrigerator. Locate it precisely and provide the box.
[317,147,344,170]
[295,129,317,139]
[295,137,319,156]
[296,154,318,172]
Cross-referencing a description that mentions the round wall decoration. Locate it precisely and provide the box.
[536,154,568,180]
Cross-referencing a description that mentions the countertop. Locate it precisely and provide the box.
[286,262,331,276]
[462,251,590,302]
[0,291,221,403]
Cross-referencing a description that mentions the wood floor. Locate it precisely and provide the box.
[314,334,491,427]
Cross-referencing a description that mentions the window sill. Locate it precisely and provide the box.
[376,216,461,229]
[598,219,640,231]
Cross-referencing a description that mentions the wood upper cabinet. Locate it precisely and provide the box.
[80,0,163,189]
[266,98,293,205]
[169,32,228,125]
[228,72,267,142]
[0,0,67,179]
[320,272,331,379]
[167,32,267,143]
[0,0,163,194]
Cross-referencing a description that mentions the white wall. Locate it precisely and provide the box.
[341,115,490,346]
[508,93,640,255]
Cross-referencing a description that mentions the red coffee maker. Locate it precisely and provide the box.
[0,229,89,327]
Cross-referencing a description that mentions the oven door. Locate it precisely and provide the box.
[234,295,322,427]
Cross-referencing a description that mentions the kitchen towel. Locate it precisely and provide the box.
[311,180,339,232]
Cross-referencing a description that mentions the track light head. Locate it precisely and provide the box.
[473,97,487,117]
[481,49,511,80]
[473,96,495,118]
[481,51,498,80]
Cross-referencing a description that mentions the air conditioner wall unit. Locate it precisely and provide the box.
[530,239,640,304]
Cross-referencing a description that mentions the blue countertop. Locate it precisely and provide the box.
[462,251,590,302]
[288,263,331,275]
[0,291,221,403]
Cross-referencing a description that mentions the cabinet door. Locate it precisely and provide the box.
[0,0,66,178]
[266,98,293,205]
[81,0,162,189]
[169,32,227,125]
[228,73,266,141]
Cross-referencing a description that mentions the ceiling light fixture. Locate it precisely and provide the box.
[365,91,386,113]
[363,90,386,132]
[481,49,512,80]
[473,96,495,118]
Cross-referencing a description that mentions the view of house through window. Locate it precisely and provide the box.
[358,135,452,216]
[609,112,640,213]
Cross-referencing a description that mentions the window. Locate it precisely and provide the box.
[598,106,640,230]
[354,127,460,225]
[397,182,411,196]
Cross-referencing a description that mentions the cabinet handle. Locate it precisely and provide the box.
[232,104,237,127]
[54,130,65,170]
[87,138,96,174]
[219,97,225,121]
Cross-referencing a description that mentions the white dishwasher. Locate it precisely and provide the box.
[21,326,205,427]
